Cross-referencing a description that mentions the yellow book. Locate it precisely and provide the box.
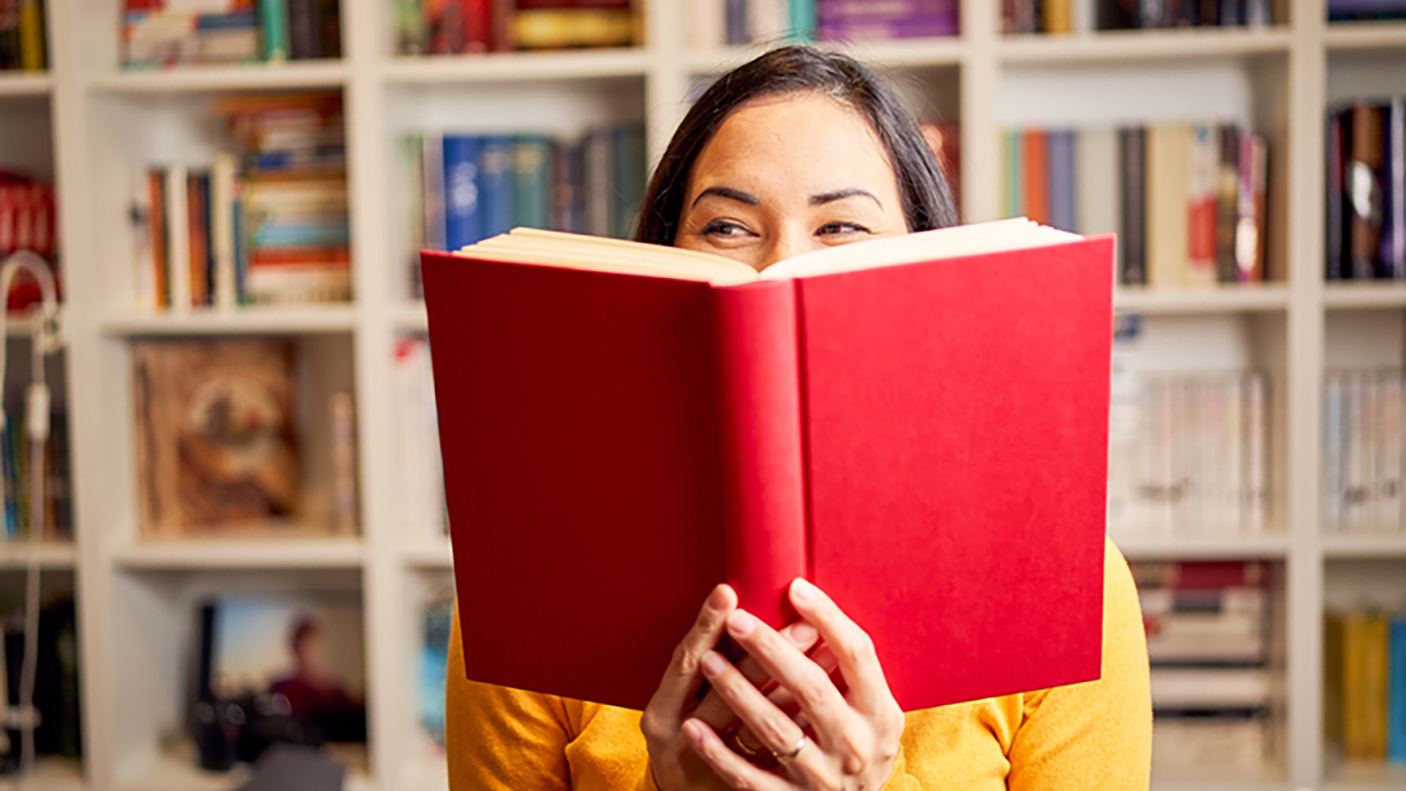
[1044,0,1073,34]
[1343,612,1390,760]
[18,0,47,72]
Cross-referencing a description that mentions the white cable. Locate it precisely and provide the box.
[0,251,61,776]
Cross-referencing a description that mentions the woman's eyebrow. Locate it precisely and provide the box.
[692,186,760,207]
[810,188,882,207]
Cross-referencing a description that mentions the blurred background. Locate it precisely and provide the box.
[0,0,1404,788]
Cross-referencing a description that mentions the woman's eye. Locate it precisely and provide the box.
[818,222,870,236]
[702,220,752,238]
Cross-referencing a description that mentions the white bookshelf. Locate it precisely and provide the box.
[0,0,1393,788]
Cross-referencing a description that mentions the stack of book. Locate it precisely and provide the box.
[1004,0,1272,32]
[0,411,72,542]
[401,124,645,296]
[393,336,446,539]
[0,0,46,71]
[122,0,341,69]
[1134,561,1274,771]
[1326,99,1404,282]
[1322,371,1406,534]
[687,0,957,48]
[1107,318,1269,536]
[1324,609,1406,763]
[0,171,59,312]
[1005,124,1268,287]
[1328,0,1406,21]
[393,0,638,54]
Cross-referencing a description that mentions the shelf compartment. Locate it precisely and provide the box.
[0,72,53,97]
[1320,532,1406,559]
[112,537,364,570]
[87,61,348,94]
[999,26,1293,65]
[1324,282,1406,309]
[0,541,78,569]
[384,49,652,84]
[1115,285,1290,315]
[100,306,357,336]
[1112,532,1290,560]
[1325,21,1406,51]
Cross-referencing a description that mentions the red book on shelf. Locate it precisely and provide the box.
[423,219,1113,713]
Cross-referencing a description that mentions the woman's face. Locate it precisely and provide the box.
[675,92,910,272]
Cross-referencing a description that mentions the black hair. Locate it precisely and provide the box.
[635,45,959,246]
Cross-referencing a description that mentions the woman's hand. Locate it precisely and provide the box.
[642,584,822,791]
[681,578,905,791]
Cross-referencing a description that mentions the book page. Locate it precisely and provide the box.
[758,218,1083,281]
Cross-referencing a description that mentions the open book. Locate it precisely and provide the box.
[423,219,1115,713]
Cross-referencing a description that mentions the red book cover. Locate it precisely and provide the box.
[423,226,1113,712]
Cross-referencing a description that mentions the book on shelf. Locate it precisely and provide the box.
[1326,98,1405,282]
[1327,0,1406,21]
[1106,318,1269,537]
[393,336,446,539]
[1037,0,1273,31]
[1132,560,1273,770]
[689,0,956,48]
[394,0,639,54]
[131,339,302,537]
[0,409,72,543]
[1324,608,1406,762]
[1007,123,1268,288]
[121,0,340,69]
[418,578,454,750]
[402,123,645,297]
[0,171,59,312]
[1322,370,1406,534]
[0,0,46,72]
[423,218,1114,712]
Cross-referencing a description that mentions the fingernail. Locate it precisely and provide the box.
[786,621,818,647]
[682,719,704,742]
[701,651,726,677]
[707,585,727,610]
[728,610,756,637]
[791,578,815,603]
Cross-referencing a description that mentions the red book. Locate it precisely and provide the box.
[423,220,1113,713]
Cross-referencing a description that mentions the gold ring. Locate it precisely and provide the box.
[775,734,809,766]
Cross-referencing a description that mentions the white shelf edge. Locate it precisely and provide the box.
[1324,21,1406,50]
[1115,285,1290,314]
[0,756,85,791]
[0,72,54,97]
[112,537,365,570]
[0,540,78,569]
[383,49,652,84]
[686,37,966,74]
[1323,282,1406,309]
[99,306,357,336]
[999,26,1293,64]
[1320,532,1406,559]
[86,61,347,94]
[1112,532,1291,560]
[402,540,453,569]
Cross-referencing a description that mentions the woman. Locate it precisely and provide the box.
[447,46,1151,791]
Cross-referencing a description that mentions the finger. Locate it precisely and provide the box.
[682,719,792,791]
[757,642,840,714]
[725,609,852,753]
[788,578,896,714]
[645,584,737,731]
[690,619,820,730]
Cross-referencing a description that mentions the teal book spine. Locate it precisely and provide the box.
[260,0,291,61]
[511,134,553,231]
[1391,616,1406,762]
[610,124,646,240]
[789,0,815,41]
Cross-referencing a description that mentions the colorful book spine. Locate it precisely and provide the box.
[259,0,290,61]
[1390,616,1406,762]
[1047,129,1076,232]
[477,135,515,239]
[512,134,553,231]
[442,135,484,250]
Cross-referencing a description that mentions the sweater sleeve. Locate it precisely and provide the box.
[446,603,576,791]
[1005,537,1152,791]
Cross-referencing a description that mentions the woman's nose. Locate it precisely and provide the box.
[758,227,812,271]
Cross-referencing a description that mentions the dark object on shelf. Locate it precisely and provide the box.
[0,596,82,774]
[1327,0,1406,21]
[234,744,344,791]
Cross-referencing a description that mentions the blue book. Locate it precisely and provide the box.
[1391,616,1406,762]
[478,136,515,239]
[1048,129,1077,233]
[442,135,483,250]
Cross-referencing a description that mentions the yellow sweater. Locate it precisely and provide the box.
[447,537,1151,790]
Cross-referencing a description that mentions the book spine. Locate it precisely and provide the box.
[1216,124,1241,283]
[1239,131,1267,282]
[149,168,170,310]
[442,135,483,250]
[1349,103,1385,280]
[18,0,43,71]
[477,135,514,238]
[1186,124,1219,287]
[1390,96,1404,278]
[259,0,290,61]
[512,135,553,230]
[1377,373,1403,532]
[1324,373,1344,531]
[1390,617,1406,761]
[287,0,321,59]
[715,282,808,630]
[395,0,426,54]
[1048,129,1077,232]
[211,153,238,311]
[725,0,747,44]
[1244,372,1266,532]
[1022,129,1050,226]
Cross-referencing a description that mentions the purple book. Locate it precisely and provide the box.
[817,0,958,39]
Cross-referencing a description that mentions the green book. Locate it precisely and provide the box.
[260,0,291,61]
[512,134,554,231]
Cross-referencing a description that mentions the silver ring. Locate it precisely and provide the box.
[775,734,809,766]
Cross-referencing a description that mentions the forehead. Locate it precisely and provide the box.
[685,92,897,196]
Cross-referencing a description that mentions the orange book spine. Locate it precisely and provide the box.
[1023,130,1050,227]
